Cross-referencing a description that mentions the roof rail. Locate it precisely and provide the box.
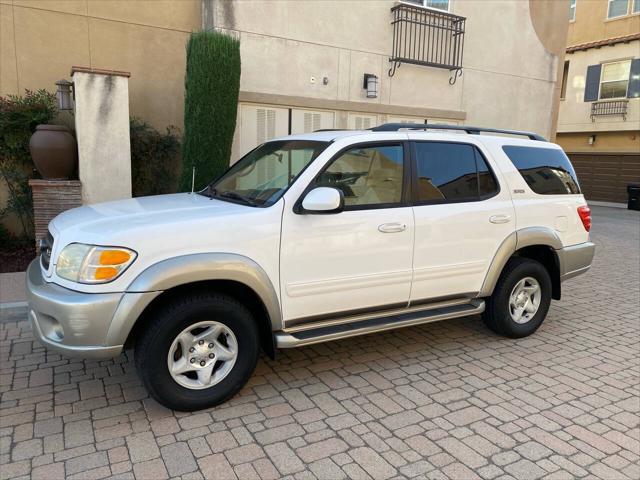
[369,123,547,141]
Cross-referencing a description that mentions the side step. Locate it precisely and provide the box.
[275,300,485,348]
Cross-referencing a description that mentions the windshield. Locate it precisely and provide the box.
[202,140,329,207]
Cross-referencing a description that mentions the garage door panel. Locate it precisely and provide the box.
[569,153,640,203]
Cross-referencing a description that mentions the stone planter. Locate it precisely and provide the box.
[29,125,77,179]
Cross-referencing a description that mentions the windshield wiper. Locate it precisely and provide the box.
[219,191,259,207]
[198,184,216,198]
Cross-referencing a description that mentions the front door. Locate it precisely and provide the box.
[280,142,414,325]
[408,139,515,302]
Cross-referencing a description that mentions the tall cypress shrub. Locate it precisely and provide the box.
[180,31,240,191]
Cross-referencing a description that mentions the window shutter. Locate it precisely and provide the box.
[627,58,640,98]
[303,112,321,133]
[257,108,276,143]
[584,64,601,102]
[354,116,372,130]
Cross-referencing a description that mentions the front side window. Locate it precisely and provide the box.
[414,142,498,203]
[315,144,404,208]
[569,0,576,20]
[607,0,629,18]
[503,146,580,195]
[404,0,450,12]
[205,140,329,207]
[600,60,631,99]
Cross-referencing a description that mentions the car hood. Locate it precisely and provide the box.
[50,193,250,242]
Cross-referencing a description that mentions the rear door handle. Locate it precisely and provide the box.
[378,222,407,233]
[489,214,512,224]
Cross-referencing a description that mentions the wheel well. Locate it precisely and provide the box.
[514,245,561,300]
[124,280,276,359]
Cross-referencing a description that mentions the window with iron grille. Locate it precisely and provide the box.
[389,2,465,84]
[403,0,450,12]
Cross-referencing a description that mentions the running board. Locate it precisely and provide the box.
[275,300,485,348]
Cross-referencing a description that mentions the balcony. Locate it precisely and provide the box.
[590,100,629,121]
[388,3,466,84]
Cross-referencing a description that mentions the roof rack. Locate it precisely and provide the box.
[369,123,547,141]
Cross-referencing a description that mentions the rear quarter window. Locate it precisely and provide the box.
[502,146,581,195]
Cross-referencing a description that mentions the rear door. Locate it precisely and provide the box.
[408,138,515,302]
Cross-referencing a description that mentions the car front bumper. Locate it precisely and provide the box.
[558,241,596,281]
[26,259,125,359]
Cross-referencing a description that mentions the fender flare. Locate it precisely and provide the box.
[106,253,282,346]
[479,227,562,297]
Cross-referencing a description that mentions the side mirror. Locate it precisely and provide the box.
[300,187,344,214]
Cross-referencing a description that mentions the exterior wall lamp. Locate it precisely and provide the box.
[363,74,378,98]
[55,79,74,111]
[588,135,596,145]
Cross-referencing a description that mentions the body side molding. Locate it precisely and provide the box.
[515,226,563,251]
[120,253,282,333]
[479,232,517,297]
[479,227,563,297]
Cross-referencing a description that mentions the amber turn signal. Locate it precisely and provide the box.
[99,250,132,265]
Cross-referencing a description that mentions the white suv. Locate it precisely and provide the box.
[27,124,595,411]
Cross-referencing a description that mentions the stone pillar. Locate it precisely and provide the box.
[29,180,82,251]
[71,67,132,205]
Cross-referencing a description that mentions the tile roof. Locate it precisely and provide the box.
[567,33,640,53]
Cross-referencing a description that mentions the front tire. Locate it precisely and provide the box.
[135,293,259,411]
[483,257,552,338]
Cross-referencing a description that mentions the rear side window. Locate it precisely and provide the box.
[414,142,499,203]
[503,146,580,195]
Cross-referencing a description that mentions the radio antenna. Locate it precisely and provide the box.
[191,167,195,194]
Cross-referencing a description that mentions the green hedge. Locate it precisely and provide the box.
[0,89,57,239]
[180,31,241,191]
[130,118,180,197]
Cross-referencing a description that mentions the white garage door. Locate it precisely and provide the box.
[348,113,379,130]
[291,109,335,134]
[239,104,288,156]
[427,118,460,125]
[388,115,426,124]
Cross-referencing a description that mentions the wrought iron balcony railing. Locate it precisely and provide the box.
[590,100,629,121]
[389,3,466,85]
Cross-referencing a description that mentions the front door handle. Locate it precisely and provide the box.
[378,222,407,233]
[489,214,512,224]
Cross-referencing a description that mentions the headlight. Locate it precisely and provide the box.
[56,244,137,284]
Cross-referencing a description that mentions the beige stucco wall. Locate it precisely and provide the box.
[557,130,640,153]
[1,0,568,234]
[567,0,640,46]
[216,0,566,140]
[0,0,200,130]
[0,0,199,234]
[558,41,640,134]
[73,70,132,204]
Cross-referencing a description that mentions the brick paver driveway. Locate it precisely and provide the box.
[1,206,639,480]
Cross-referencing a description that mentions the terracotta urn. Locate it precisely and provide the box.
[29,125,77,179]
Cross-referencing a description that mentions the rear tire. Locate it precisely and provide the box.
[483,257,552,338]
[135,293,259,411]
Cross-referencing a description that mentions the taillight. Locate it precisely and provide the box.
[577,205,591,232]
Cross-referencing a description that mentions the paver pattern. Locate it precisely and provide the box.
[1,206,639,480]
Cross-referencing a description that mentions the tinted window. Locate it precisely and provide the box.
[414,142,498,203]
[316,144,404,207]
[503,146,580,195]
[476,149,499,197]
